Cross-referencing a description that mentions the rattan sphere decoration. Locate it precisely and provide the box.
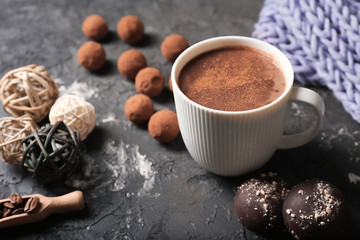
[22,121,85,184]
[49,95,96,141]
[0,64,59,123]
[0,115,38,165]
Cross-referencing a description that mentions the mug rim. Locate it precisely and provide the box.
[171,36,294,115]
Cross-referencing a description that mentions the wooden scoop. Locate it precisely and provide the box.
[0,190,84,229]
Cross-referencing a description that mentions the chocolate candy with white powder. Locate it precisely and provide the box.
[234,172,291,234]
[282,179,347,240]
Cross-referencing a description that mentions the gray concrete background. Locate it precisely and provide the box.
[0,0,358,239]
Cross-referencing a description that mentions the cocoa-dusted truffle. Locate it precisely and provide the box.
[148,110,179,143]
[234,172,291,235]
[283,179,347,240]
[117,49,147,80]
[117,15,144,44]
[82,14,108,41]
[168,76,173,92]
[77,41,106,71]
[125,94,154,124]
[135,67,165,97]
[161,34,189,62]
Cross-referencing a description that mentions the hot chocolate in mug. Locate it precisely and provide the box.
[171,36,325,176]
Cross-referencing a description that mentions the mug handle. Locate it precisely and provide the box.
[278,87,325,149]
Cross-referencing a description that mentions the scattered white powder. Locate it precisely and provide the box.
[290,102,303,117]
[319,127,360,167]
[348,173,360,184]
[319,126,359,149]
[57,79,97,99]
[55,77,65,84]
[126,209,132,229]
[100,113,118,123]
[104,140,128,190]
[103,140,158,196]
[66,155,101,190]
[136,148,157,195]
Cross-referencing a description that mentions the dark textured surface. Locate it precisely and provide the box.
[0,0,359,239]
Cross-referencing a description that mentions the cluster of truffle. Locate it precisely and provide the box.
[78,14,108,71]
[118,33,188,89]
[112,16,189,143]
[78,14,149,71]
[234,173,347,239]
[0,64,96,184]
[125,93,179,143]
[78,13,189,142]
[124,90,180,143]
[79,14,145,71]
[78,14,189,142]
[122,57,179,143]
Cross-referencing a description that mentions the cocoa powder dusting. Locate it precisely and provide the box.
[179,46,286,111]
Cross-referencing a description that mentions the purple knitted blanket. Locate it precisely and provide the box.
[253,0,360,123]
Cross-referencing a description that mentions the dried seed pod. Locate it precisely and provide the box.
[24,197,40,213]
[10,193,23,205]
[12,208,25,215]
[0,193,44,219]
[3,208,12,218]
[4,202,15,209]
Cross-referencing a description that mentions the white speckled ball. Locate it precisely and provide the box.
[49,95,96,140]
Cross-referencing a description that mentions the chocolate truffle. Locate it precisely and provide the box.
[168,76,173,92]
[234,172,291,234]
[125,94,154,124]
[282,179,347,240]
[117,49,147,80]
[77,41,106,71]
[135,67,165,97]
[117,15,144,44]
[82,14,108,41]
[161,34,189,62]
[148,110,179,143]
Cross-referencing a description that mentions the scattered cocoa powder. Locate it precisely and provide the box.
[179,46,286,111]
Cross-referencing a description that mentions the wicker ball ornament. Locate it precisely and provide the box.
[0,115,38,165]
[49,95,96,140]
[0,64,59,123]
[22,121,85,184]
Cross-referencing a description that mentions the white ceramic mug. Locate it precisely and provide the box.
[171,36,325,176]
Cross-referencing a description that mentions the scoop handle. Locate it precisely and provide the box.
[50,190,85,212]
